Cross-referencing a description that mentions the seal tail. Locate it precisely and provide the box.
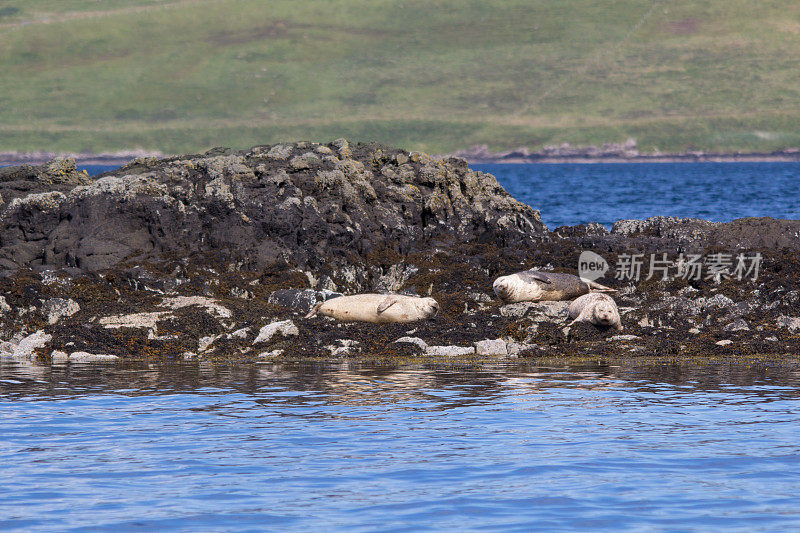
[305,302,323,319]
[587,280,618,293]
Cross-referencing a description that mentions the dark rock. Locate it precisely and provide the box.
[0,142,546,282]
[267,288,343,313]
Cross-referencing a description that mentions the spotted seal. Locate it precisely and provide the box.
[493,270,616,303]
[305,294,439,323]
[568,293,623,330]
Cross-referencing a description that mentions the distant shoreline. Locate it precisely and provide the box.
[0,150,163,167]
[466,153,800,164]
[3,147,800,167]
[451,144,800,164]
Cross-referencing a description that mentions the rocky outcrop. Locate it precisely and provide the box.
[0,140,545,277]
[1,140,799,363]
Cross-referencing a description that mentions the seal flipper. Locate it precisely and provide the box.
[377,295,400,314]
[567,306,594,327]
[305,302,323,319]
[519,270,552,284]
[587,280,617,293]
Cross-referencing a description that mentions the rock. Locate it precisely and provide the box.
[42,297,80,324]
[474,338,507,355]
[723,319,750,332]
[268,288,317,312]
[505,342,537,357]
[228,327,251,339]
[426,345,475,356]
[100,311,168,330]
[0,296,10,315]
[51,350,70,362]
[257,349,284,358]
[0,142,545,275]
[198,335,219,352]
[12,330,52,359]
[716,340,733,346]
[608,335,641,342]
[267,288,342,313]
[253,320,299,344]
[701,294,735,309]
[160,296,232,318]
[394,336,428,351]
[765,336,778,342]
[776,315,800,333]
[67,352,120,362]
[500,301,570,320]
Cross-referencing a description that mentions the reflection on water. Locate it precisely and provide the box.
[1,358,799,531]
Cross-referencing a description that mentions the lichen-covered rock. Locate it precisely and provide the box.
[426,345,475,356]
[11,330,51,359]
[0,141,546,277]
[42,298,80,325]
[394,336,428,351]
[777,315,800,333]
[474,338,507,355]
[254,320,299,344]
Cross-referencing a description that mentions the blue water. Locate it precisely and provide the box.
[475,162,800,229]
[2,359,799,531]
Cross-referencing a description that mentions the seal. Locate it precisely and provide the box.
[305,294,439,323]
[493,270,616,303]
[568,293,623,330]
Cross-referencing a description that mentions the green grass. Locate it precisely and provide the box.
[1,0,799,154]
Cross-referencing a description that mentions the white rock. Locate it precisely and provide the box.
[506,342,536,357]
[723,319,750,332]
[0,340,15,355]
[394,336,428,350]
[776,315,800,333]
[100,311,168,329]
[500,301,569,319]
[254,320,299,344]
[198,335,219,352]
[688,328,701,334]
[257,349,284,358]
[12,331,52,359]
[0,296,11,315]
[51,350,70,363]
[228,327,251,339]
[42,298,80,325]
[68,352,120,362]
[426,345,475,356]
[474,339,507,355]
[608,335,641,342]
[765,336,778,342]
[715,340,733,346]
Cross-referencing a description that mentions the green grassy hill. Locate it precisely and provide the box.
[1,0,799,154]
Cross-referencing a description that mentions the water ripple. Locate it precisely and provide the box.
[1,359,799,531]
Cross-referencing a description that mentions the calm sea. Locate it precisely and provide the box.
[1,359,799,531]
[475,162,800,228]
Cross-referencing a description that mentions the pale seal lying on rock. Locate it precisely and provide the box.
[493,270,616,303]
[305,294,439,323]
[568,293,623,330]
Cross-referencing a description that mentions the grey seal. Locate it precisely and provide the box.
[305,294,439,323]
[493,270,616,303]
[568,293,623,330]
